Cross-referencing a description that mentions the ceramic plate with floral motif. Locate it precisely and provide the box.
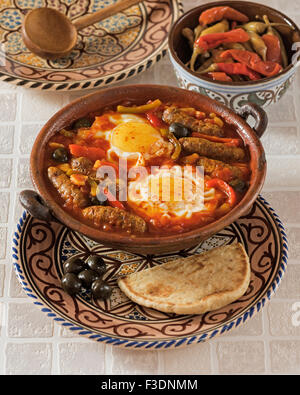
[12,196,288,349]
[0,0,183,90]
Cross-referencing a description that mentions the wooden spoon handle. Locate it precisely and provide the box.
[73,0,142,31]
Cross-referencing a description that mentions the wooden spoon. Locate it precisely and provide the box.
[21,0,142,60]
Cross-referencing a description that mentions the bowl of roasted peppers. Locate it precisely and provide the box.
[168,1,300,110]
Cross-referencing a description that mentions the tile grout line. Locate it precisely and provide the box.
[209,341,219,374]
[0,89,23,374]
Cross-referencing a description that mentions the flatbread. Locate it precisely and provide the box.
[117,243,251,315]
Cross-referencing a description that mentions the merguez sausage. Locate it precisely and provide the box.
[48,166,90,208]
[82,206,147,234]
[179,137,245,162]
[197,156,244,179]
[162,107,224,137]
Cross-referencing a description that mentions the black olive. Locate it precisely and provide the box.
[78,269,99,288]
[52,147,69,163]
[229,179,247,193]
[90,194,107,206]
[73,117,92,130]
[169,122,191,139]
[63,256,86,274]
[61,273,82,295]
[91,279,112,300]
[86,255,107,276]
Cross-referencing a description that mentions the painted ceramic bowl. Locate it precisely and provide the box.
[168,1,300,110]
[20,84,267,254]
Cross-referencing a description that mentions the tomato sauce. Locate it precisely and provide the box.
[44,101,251,236]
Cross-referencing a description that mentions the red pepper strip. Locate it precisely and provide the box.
[195,29,250,51]
[191,132,242,147]
[217,62,261,80]
[145,111,166,129]
[206,178,237,206]
[102,188,125,210]
[262,34,282,65]
[220,49,283,77]
[69,144,106,161]
[95,160,119,175]
[208,72,233,82]
[199,6,249,26]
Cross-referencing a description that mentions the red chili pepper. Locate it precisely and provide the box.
[217,62,261,80]
[69,144,106,161]
[195,29,250,51]
[262,34,282,65]
[220,49,283,77]
[103,188,125,210]
[199,6,249,26]
[191,132,242,147]
[206,178,237,206]
[207,72,233,82]
[145,111,166,129]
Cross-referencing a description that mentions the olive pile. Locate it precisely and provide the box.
[61,255,112,300]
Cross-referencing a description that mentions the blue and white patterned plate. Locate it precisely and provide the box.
[12,196,288,349]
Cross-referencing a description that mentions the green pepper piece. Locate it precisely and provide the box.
[223,42,246,51]
[243,21,267,34]
[117,99,162,114]
[194,24,205,40]
[200,19,230,37]
[160,129,181,161]
[248,31,267,61]
[182,27,194,49]
[59,129,75,138]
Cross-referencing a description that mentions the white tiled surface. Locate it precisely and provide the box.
[0,0,300,375]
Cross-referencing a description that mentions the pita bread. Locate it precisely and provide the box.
[117,243,250,315]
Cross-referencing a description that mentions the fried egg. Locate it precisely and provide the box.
[92,113,165,165]
[127,166,216,226]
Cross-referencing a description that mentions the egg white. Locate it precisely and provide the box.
[127,166,215,219]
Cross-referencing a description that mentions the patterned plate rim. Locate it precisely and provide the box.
[12,195,289,350]
[0,1,184,91]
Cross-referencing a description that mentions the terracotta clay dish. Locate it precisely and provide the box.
[23,85,267,255]
[0,0,183,90]
[12,196,288,348]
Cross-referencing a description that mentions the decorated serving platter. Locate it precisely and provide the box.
[0,0,183,90]
[12,195,288,349]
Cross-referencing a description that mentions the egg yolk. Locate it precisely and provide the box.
[110,122,162,154]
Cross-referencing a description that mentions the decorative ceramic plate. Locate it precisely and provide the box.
[0,0,183,90]
[12,195,288,349]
